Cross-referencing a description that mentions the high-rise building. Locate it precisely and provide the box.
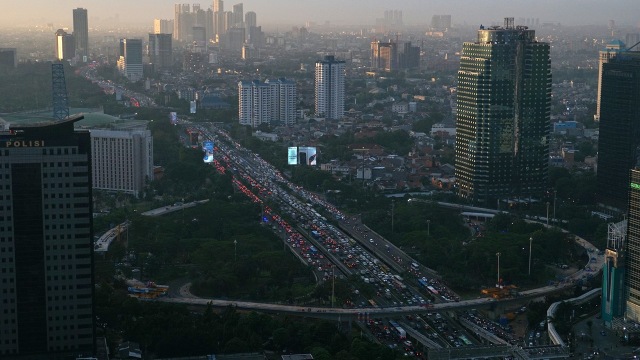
[270,78,297,127]
[239,80,271,128]
[399,42,420,69]
[596,46,640,210]
[0,115,94,357]
[625,168,640,323]
[224,11,234,32]
[117,38,143,82]
[55,29,76,61]
[315,55,345,120]
[73,8,88,60]
[238,79,297,127]
[91,129,154,197]
[0,48,17,68]
[454,18,551,205]
[595,40,627,121]
[232,3,243,28]
[247,26,264,47]
[222,27,245,51]
[213,0,225,38]
[245,11,256,28]
[371,40,397,71]
[153,19,174,34]
[213,0,223,12]
[205,8,214,41]
[148,33,173,70]
[174,4,193,42]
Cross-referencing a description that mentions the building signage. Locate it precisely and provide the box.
[5,140,45,147]
[631,182,640,190]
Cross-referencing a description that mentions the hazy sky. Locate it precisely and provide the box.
[3,0,640,28]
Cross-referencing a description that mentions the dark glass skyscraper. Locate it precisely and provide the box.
[455,18,551,205]
[73,8,88,60]
[596,48,640,211]
[0,115,94,357]
[148,33,173,70]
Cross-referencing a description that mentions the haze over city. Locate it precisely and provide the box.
[2,0,640,357]
[3,0,640,28]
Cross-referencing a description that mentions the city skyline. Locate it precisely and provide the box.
[2,0,640,28]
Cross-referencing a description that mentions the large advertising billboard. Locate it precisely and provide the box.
[288,146,317,165]
[203,140,214,163]
[299,146,317,165]
[288,147,298,165]
[190,101,197,114]
[169,112,178,125]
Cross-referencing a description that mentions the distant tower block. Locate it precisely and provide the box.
[51,63,70,120]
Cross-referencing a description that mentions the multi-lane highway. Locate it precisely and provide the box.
[146,122,601,356]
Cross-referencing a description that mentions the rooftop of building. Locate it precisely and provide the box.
[0,108,149,130]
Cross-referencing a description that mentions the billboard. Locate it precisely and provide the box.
[288,146,317,165]
[169,112,178,125]
[299,146,317,165]
[288,147,298,165]
[203,140,214,163]
[190,100,197,114]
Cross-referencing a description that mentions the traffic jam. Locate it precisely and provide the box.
[187,122,535,356]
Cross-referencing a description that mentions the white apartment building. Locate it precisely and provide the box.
[238,78,297,128]
[91,129,153,197]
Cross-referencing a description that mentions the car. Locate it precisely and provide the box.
[369,238,374,243]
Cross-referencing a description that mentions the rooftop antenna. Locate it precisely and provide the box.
[51,63,69,120]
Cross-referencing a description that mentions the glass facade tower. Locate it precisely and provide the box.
[455,18,551,205]
[596,50,640,211]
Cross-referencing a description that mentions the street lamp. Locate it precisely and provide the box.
[528,237,533,276]
[331,265,336,308]
[496,252,501,287]
[553,190,557,223]
[391,200,395,234]
[427,219,431,236]
[234,239,237,262]
[546,201,550,226]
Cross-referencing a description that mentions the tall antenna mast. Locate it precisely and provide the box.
[52,63,69,120]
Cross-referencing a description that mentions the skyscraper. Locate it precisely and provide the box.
[232,3,243,28]
[73,8,88,60]
[625,168,640,322]
[270,78,297,127]
[595,40,627,121]
[213,0,225,38]
[117,38,143,82]
[148,33,173,70]
[315,55,345,120]
[153,19,174,34]
[0,115,94,357]
[55,29,75,61]
[371,40,397,71]
[596,46,640,210]
[245,11,256,28]
[454,18,551,205]
[173,4,193,42]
